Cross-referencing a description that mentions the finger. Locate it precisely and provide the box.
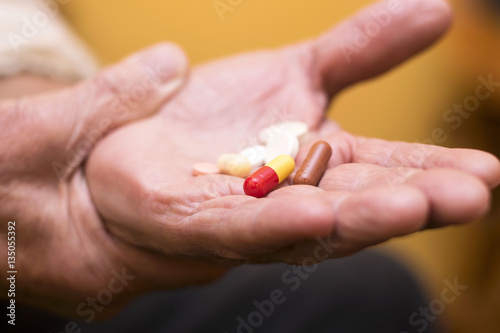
[406,168,490,226]
[305,132,500,188]
[215,188,338,258]
[216,184,428,260]
[245,185,428,264]
[300,0,452,96]
[350,137,500,188]
[2,43,188,178]
[161,185,336,260]
[320,163,491,226]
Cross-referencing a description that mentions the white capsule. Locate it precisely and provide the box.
[264,132,299,164]
[239,145,266,169]
[258,121,309,145]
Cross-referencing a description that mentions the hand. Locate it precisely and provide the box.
[0,44,188,318]
[87,0,498,309]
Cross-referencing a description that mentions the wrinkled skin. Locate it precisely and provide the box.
[2,0,500,320]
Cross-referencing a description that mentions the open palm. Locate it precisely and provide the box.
[87,0,499,293]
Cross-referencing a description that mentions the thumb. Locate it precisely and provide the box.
[2,43,188,179]
[298,0,452,97]
[67,42,188,135]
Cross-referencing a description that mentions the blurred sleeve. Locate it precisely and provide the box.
[0,0,98,82]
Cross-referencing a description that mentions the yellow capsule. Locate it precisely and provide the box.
[265,155,295,183]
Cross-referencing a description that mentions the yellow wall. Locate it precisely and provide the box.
[61,1,499,332]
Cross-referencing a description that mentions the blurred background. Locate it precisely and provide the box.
[61,0,500,332]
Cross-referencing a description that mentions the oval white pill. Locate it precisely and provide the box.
[258,127,276,144]
[217,153,252,178]
[258,121,309,145]
[282,121,309,144]
[192,163,220,176]
[239,145,266,169]
[264,132,299,164]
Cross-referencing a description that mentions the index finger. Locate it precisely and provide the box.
[298,130,500,188]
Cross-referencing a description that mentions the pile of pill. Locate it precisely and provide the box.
[192,121,332,198]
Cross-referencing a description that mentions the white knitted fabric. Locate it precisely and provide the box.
[0,0,98,82]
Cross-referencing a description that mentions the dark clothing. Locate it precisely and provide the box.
[7,250,442,333]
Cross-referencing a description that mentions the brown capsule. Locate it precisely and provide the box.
[293,141,332,186]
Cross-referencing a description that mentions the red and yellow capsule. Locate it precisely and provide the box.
[243,155,295,198]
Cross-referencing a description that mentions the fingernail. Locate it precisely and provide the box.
[156,76,185,97]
